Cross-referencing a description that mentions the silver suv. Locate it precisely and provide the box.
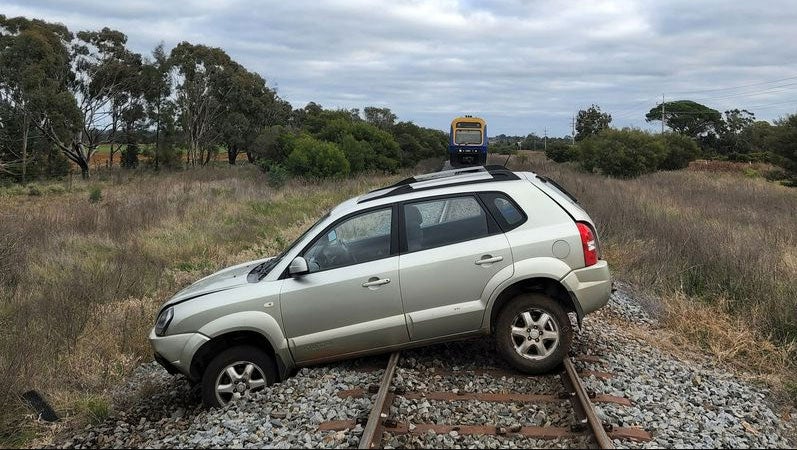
[150,166,611,407]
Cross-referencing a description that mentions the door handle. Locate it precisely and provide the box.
[362,277,391,287]
[475,255,503,265]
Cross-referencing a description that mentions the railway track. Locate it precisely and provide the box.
[319,350,652,449]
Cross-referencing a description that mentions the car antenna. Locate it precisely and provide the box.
[503,153,511,167]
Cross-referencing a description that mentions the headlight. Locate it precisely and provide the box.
[154,307,174,336]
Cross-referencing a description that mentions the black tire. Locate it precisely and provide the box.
[494,294,572,374]
[201,345,277,408]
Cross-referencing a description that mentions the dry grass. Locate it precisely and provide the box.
[0,165,400,445]
[687,159,776,174]
[499,151,797,398]
[2,155,795,444]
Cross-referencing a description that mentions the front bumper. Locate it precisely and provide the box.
[560,260,611,317]
[149,328,210,378]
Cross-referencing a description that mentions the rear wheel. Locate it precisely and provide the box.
[201,345,276,408]
[495,294,572,374]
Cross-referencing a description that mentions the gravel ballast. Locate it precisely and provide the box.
[46,285,795,449]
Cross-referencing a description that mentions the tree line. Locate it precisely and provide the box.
[548,103,797,181]
[0,15,447,183]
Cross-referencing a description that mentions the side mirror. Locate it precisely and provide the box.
[288,256,309,277]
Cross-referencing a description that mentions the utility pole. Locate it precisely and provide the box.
[661,94,665,134]
[543,127,548,152]
[571,115,576,144]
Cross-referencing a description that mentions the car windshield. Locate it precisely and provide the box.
[250,211,331,280]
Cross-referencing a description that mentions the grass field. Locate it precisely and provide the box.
[0,166,401,445]
[506,151,796,381]
[0,155,795,445]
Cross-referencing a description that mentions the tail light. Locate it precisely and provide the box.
[576,222,598,266]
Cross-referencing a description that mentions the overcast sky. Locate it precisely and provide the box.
[3,0,797,136]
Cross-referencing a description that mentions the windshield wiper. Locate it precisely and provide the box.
[250,256,281,281]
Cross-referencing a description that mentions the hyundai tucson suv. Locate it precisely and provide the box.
[150,165,611,407]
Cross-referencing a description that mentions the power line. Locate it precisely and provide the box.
[667,74,797,95]
[610,96,661,120]
[687,82,797,102]
[735,99,797,110]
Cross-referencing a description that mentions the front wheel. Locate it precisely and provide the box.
[495,294,572,374]
[201,345,277,408]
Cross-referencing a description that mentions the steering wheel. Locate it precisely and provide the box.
[340,240,358,264]
[318,239,356,268]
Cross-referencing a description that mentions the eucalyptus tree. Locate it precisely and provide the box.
[1,20,143,178]
[69,28,146,171]
[142,43,175,169]
[169,42,240,166]
[0,15,75,181]
[575,105,612,141]
[363,106,396,130]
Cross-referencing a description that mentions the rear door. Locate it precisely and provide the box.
[398,194,514,341]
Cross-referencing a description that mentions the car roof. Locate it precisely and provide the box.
[330,166,533,217]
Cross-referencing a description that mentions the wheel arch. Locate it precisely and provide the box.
[189,329,289,383]
[487,276,581,333]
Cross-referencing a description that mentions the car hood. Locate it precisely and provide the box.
[163,257,274,308]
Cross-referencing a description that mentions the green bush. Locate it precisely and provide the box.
[492,143,518,155]
[267,164,290,188]
[763,167,789,181]
[769,114,797,183]
[27,185,42,196]
[743,167,760,178]
[46,184,66,194]
[659,132,700,170]
[285,135,350,178]
[88,186,102,203]
[75,395,110,425]
[577,129,666,178]
[121,144,139,169]
[545,142,575,162]
[338,134,370,173]
[350,122,401,172]
[142,145,183,170]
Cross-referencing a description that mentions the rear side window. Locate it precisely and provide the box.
[479,192,527,231]
[403,196,491,252]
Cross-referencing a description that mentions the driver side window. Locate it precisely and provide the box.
[304,208,392,273]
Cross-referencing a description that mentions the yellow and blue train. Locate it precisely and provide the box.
[449,115,487,167]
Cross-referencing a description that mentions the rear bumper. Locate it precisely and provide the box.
[561,260,611,317]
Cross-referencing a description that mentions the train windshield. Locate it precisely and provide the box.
[455,129,482,145]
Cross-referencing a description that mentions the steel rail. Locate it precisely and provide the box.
[358,352,400,449]
[563,357,614,449]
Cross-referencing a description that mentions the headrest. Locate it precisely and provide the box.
[405,205,422,225]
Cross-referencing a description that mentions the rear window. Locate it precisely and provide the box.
[479,192,527,231]
[493,197,523,225]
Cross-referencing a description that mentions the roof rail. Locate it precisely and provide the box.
[358,165,520,204]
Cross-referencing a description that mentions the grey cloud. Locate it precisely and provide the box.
[3,0,797,135]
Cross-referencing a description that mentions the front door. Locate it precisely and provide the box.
[280,206,408,363]
[399,195,513,341]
